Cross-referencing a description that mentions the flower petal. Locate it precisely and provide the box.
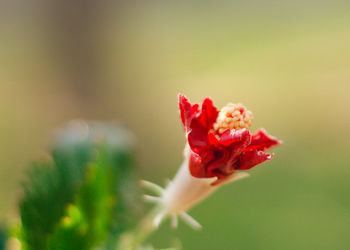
[187,119,210,149]
[208,132,219,147]
[244,129,281,152]
[178,94,218,132]
[197,98,218,130]
[236,149,273,170]
[205,129,251,178]
[219,129,251,147]
[178,94,195,130]
[179,94,219,163]
[189,152,207,178]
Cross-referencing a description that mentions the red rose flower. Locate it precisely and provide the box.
[179,94,281,185]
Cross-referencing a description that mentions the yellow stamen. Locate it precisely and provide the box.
[212,103,253,135]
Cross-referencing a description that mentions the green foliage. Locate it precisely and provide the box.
[0,224,6,250]
[19,121,141,250]
[46,205,87,250]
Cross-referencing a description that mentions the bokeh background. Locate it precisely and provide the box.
[1,0,350,249]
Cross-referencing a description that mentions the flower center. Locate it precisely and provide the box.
[212,103,253,135]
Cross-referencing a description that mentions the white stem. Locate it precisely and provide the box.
[143,195,162,204]
[140,180,164,195]
[161,157,218,214]
[179,212,202,230]
[154,211,166,228]
[171,214,178,228]
[145,147,250,230]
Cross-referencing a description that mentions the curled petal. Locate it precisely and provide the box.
[190,129,252,179]
[187,126,214,164]
[187,119,210,150]
[179,94,219,163]
[179,94,195,130]
[236,149,273,170]
[206,149,231,178]
[197,98,218,130]
[217,129,251,174]
[208,132,219,147]
[219,129,251,147]
[189,152,207,178]
[244,129,281,152]
[178,94,218,132]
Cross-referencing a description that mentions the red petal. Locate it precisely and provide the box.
[189,152,207,178]
[219,129,251,147]
[178,94,218,131]
[179,94,219,163]
[206,129,252,177]
[178,94,194,130]
[208,132,219,147]
[191,104,199,114]
[206,149,230,176]
[197,98,219,130]
[244,129,281,152]
[187,123,215,164]
[187,119,210,149]
[236,149,273,170]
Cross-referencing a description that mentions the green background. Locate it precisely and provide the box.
[1,1,350,249]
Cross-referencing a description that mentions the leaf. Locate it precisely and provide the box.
[46,205,87,250]
[19,121,141,250]
[0,224,7,250]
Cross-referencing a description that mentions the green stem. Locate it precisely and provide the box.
[117,206,164,250]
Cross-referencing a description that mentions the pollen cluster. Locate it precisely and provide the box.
[212,103,253,135]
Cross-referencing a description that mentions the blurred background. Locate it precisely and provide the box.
[1,0,350,249]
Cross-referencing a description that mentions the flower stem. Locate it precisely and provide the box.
[117,206,164,250]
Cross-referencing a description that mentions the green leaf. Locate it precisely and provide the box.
[46,205,88,250]
[0,224,7,250]
[20,161,68,250]
[19,121,141,250]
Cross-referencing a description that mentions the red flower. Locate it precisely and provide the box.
[179,94,281,185]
